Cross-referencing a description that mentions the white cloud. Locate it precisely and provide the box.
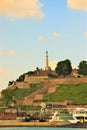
[0,49,17,56]
[0,0,44,19]
[38,32,60,42]
[38,35,49,42]
[53,32,60,37]
[49,60,57,70]
[67,0,87,11]
[84,32,87,37]
[5,50,17,56]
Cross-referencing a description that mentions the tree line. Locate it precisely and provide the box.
[55,60,87,77]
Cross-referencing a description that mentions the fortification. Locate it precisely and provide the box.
[24,51,57,84]
[9,51,86,89]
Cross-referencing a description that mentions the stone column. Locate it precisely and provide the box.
[46,51,48,68]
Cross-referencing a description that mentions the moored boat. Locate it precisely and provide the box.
[73,108,87,123]
[48,110,77,123]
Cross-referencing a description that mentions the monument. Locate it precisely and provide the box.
[23,51,57,84]
[45,51,51,71]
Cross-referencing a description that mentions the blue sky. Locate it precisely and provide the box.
[0,0,87,90]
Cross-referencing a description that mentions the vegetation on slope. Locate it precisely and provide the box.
[1,82,87,106]
[0,83,43,106]
[42,83,87,105]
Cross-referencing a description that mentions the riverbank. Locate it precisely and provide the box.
[0,121,71,127]
[0,121,87,128]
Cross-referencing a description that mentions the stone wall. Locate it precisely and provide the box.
[15,82,30,88]
[24,75,48,84]
[24,75,87,85]
[46,77,87,85]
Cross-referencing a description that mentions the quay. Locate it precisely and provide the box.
[0,121,71,127]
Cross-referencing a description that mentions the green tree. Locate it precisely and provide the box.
[16,70,37,82]
[16,74,25,82]
[55,59,72,77]
[78,61,87,75]
[8,80,15,86]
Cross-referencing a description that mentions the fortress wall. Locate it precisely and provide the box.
[24,75,48,84]
[15,77,87,89]
[47,77,87,85]
[15,82,30,88]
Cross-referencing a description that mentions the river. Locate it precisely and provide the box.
[0,127,86,130]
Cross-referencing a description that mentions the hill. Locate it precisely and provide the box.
[0,83,43,107]
[40,83,87,105]
[1,82,87,107]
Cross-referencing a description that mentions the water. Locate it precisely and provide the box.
[0,127,86,130]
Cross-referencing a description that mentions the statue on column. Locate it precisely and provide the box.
[45,51,51,71]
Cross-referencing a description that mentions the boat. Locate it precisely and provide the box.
[73,108,87,123]
[48,109,77,123]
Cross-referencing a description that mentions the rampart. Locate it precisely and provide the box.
[24,75,87,85]
[46,77,87,85]
[15,82,30,88]
[24,75,48,84]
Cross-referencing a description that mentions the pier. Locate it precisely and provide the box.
[0,121,70,127]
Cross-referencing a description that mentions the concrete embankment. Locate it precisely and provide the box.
[0,121,71,127]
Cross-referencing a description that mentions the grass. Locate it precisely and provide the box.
[41,83,87,105]
[1,83,43,101]
[14,83,43,100]
[1,82,87,106]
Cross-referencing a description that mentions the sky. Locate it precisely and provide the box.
[0,0,87,90]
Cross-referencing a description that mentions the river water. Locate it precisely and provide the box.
[0,127,86,130]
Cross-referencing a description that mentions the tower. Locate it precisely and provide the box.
[45,51,51,71]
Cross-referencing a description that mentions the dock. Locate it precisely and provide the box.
[0,121,71,127]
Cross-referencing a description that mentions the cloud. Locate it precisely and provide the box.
[67,0,87,11]
[0,69,10,76]
[0,49,17,56]
[0,0,44,19]
[49,60,57,70]
[5,50,17,56]
[53,32,60,37]
[38,32,60,42]
[38,35,49,42]
[84,32,87,37]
